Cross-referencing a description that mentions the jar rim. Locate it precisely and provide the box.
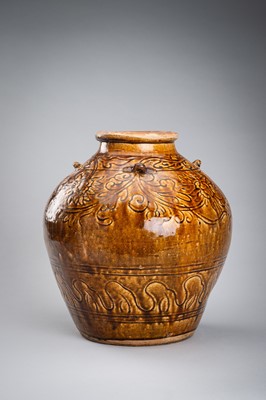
[96,131,178,143]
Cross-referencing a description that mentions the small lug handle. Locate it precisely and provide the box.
[73,161,83,169]
[132,163,147,174]
[123,163,154,174]
[193,159,202,168]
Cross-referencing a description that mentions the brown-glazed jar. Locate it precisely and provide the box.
[44,131,232,345]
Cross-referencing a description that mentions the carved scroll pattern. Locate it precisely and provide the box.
[46,154,230,226]
[54,271,207,315]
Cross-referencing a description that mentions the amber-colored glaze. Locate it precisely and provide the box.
[44,131,232,346]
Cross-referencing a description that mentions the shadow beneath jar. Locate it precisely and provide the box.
[195,322,264,343]
[26,307,78,339]
[195,323,247,341]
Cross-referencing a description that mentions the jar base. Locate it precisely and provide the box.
[80,330,195,346]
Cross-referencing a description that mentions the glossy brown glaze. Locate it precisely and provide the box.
[44,131,232,345]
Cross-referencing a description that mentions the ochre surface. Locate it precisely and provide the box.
[44,132,232,345]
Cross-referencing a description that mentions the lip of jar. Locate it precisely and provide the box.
[96,131,178,144]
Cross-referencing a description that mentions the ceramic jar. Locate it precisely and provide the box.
[44,131,232,345]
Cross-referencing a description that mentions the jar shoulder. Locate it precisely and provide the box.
[44,151,231,228]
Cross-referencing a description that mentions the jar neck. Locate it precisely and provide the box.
[98,142,178,156]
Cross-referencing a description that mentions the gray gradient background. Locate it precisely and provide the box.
[1,0,265,399]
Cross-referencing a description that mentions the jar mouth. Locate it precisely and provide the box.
[96,131,178,144]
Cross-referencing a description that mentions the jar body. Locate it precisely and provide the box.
[44,132,231,345]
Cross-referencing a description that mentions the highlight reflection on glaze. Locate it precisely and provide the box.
[144,216,180,237]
